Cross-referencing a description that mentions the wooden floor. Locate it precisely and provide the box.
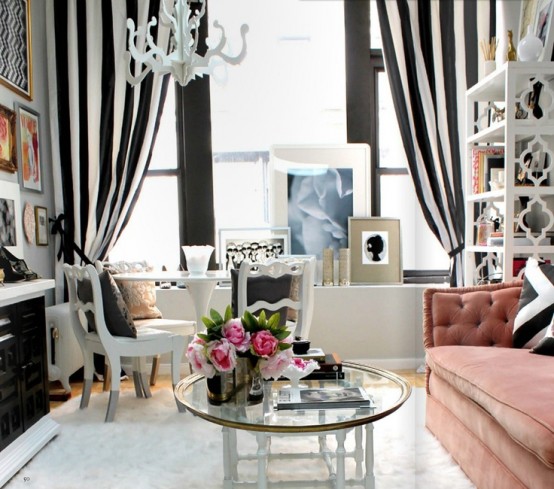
[49,368,425,410]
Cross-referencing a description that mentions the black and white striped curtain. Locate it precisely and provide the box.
[376,0,495,286]
[46,0,170,301]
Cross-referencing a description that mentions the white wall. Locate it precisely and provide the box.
[0,1,55,304]
[156,284,429,369]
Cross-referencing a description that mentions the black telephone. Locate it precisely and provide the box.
[0,246,40,282]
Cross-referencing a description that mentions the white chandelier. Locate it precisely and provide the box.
[125,0,248,86]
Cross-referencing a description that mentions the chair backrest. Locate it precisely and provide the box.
[237,256,316,339]
[63,263,117,351]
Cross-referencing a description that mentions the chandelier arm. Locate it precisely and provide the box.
[124,52,155,85]
[202,22,249,66]
[127,18,169,68]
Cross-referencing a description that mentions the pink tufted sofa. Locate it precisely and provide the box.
[423,281,554,489]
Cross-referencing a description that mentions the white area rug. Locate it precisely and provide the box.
[6,388,475,489]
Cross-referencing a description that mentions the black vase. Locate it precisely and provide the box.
[206,371,234,405]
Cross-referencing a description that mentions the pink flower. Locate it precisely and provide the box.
[207,339,237,372]
[259,348,293,379]
[222,319,251,352]
[251,330,279,358]
[186,336,216,378]
[291,357,314,370]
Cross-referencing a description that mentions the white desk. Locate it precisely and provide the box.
[112,270,230,328]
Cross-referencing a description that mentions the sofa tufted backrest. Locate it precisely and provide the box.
[423,281,523,350]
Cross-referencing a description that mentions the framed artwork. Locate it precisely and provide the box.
[0,179,23,258]
[0,105,17,173]
[218,227,291,270]
[34,205,47,246]
[348,217,402,284]
[270,144,370,259]
[0,0,32,100]
[534,0,554,61]
[15,104,42,192]
[519,0,540,43]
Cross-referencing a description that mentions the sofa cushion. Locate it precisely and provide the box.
[531,316,554,355]
[102,260,163,320]
[78,271,137,338]
[426,345,554,468]
[513,258,554,348]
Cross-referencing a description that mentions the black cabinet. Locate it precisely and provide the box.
[0,297,49,452]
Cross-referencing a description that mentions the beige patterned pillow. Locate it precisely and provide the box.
[102,260,163,320]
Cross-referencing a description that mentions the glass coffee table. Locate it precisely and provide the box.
[175,361,411,489]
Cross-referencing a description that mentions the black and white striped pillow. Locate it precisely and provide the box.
[513,258,554,350]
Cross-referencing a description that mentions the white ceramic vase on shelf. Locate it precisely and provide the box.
[517,26,543,61]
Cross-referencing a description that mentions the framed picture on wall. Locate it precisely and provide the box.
[0,0,33,100]
[35,205,48,246]
[534,0,554,61]
[15,104,42,192]
[270,144,370,259]
[0,180,24,258]
[348,217,402,284]
[0,104,17,173]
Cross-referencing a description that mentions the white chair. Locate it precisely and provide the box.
[95,260,196,385]
[63,263,186,422]
[237,256,316,339]
[235,257,325,476]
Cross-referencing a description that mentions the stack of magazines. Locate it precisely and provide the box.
[275,386,374,410]
[295,350,345,380]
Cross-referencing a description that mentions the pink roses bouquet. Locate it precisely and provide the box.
[186,305,293,379]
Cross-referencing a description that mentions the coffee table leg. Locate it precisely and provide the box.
[222,427,235,489]
[256,432,269,489]
[335,429,347,489]
[355,426,364,478]
[364,423,375,489]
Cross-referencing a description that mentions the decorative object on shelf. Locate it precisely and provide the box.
[480,37,497,76]
[518,25,543,61]
[186,305,293,404]
[0,104,17,173]
[218,227,290,270]
[23,202,35,244]
[182,244,214,275]
[338,247,351,286]
[322,248,334,286]
[0,0,32,100]
[506,30,518,61]
[476,220,494,246]
[281,357,320,389]
[348,217,402,284]
[125,0,248,87]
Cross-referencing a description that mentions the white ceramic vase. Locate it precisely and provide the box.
[182,245,214,275]
[517,25,543,62]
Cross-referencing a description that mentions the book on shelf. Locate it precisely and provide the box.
[275,386,374,410]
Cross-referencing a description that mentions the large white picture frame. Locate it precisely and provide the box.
[0,179,24,258]
[270,144,370,259]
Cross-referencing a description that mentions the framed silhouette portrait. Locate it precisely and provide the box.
[348,217,402,284]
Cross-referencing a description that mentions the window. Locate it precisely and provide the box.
[112,0,448,279]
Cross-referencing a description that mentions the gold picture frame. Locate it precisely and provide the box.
[348,217,402,284]
[0,0,32,100]
[35,205,48,246]
[0,104,17,173]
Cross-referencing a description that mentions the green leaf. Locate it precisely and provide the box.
[267,312,281,329]
[274,329,290,341]
[242,310,258,331]
[279,342,292,351]
[202,316,217,329]
[197,333,210,342]
[210,308,223,324]
[224,305,233,322]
